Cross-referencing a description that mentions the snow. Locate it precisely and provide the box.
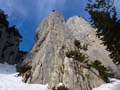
[0,63,47,90]
[1,63,120,90]
[92,78,120,90]
[57,83,64,87]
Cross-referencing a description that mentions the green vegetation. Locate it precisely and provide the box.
[74,40,81,49]
[65,50,87,62]
[0,9,24,64]
[91,60,113,82]
[86,0,120,65]
[52,86,69,90]
[74,40,88,50]
[82,44,88,51]
[66,40,113,82]
[66,40,88,63]
[0,9,22,40]
[16,65,32,74]
[0,9,8,27]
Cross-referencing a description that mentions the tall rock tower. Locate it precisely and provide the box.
[24,11,119,90]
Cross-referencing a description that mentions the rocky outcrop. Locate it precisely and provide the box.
[24,11,119,90]
[66,16,119,76]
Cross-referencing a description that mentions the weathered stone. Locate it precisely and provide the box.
[66,16,119,77]
[24,11,119,90]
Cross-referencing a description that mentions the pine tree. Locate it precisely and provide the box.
[86,0,120,65]
[0,9,8,28]
[0,9,24,64]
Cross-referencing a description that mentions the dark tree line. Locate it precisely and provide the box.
[0,10,8,28]
[0,9,26,64]
[0,9,22,41]
[86,0,120,65]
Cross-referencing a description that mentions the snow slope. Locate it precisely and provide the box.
[0,63,120,90]
[0,63,47,90]
[92,78,120,90]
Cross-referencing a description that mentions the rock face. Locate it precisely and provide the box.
[25,11,119,90]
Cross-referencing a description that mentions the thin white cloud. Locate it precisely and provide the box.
[33,0,67,25]
[35,0,55,18]
[0,0,67,20]
[8,1,27,17]
[114,0,120,18]
[0,0,27,19]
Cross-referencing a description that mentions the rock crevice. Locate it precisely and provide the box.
[24,11,119,90]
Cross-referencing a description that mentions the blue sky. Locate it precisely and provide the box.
[0,0,120,51]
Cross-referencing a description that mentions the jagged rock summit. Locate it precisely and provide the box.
[24,11,119,90]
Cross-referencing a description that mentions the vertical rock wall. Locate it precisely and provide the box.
[24,11,119,90]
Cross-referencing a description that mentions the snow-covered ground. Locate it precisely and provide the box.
[0,63,120,90]
[0,63,47,90]
[92,78,120,90]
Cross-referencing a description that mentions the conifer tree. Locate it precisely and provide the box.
[86,0,120,65]
[0,9,24,64]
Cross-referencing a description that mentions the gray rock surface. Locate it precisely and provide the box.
[25,11,119,90]
[66,16,119,76]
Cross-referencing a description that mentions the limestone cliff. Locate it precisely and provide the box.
[24,11,119,90]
